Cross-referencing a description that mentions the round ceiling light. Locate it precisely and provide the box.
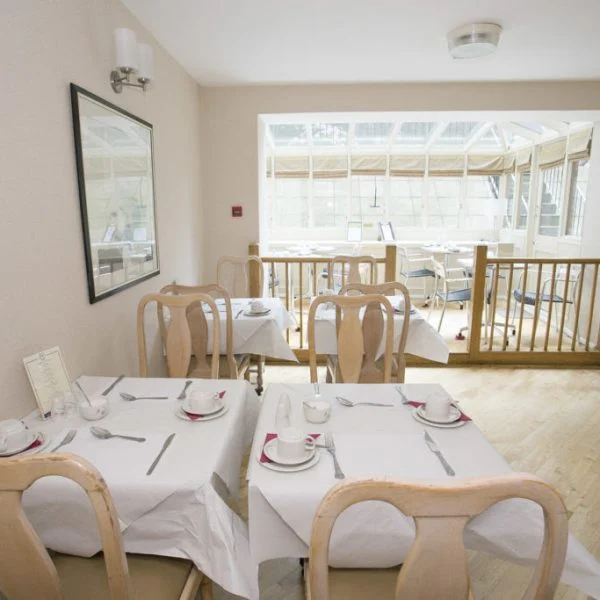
[447,23,502,59]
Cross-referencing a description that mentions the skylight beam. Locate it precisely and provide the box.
[425,122,447,151]
[464,122,493,152]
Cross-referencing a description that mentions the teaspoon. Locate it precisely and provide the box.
[90,426,146,442]
[120,392,168,401]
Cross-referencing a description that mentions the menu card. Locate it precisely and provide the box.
[23,346,71,419]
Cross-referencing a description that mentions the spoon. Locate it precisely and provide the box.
[119,392,168,401]
[90,426,146,442]
[336,396,394,408]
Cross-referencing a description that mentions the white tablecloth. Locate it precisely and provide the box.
[247,383,600,599]
[205,297,297,362]
[312,297,450,363]
[22,376,260,599]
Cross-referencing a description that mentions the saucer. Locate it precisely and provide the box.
[262,438,316,466]
[182,397,225,417]
[416,405,461,424]
[258,449,320,472]
[175,404,228,422]
[412,408,466,429]
[0,432,48,457]
[244,308,271,317]
[0,431,37,457]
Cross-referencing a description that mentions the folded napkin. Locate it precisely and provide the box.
[406,400,471,422]
[260,433,321,464]
[183,390,227,420]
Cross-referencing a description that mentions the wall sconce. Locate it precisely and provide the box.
[110,28,154,93]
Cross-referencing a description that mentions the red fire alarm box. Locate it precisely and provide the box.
[232,206,243,218]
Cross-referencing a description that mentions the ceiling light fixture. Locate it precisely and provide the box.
[447,23,502,60]
[110,28,154,93]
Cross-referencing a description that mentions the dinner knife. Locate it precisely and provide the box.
[102,374,125,396]
[423,431,455,476]
[146,433,176,476]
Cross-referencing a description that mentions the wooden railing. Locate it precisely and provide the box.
[468,245,600,365]
[249,243,397,350]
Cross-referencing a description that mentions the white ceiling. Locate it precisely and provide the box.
[121,0,600,87]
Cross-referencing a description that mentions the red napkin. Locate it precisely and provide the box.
[183,390,226,420]
[407,401,471,422]
[260,433,321,464]
[2,437,43,458]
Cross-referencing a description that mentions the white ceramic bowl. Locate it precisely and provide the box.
[303,400,331,424]
[250,300,265,313]
[0,419,29,452]
[79,395,109,421]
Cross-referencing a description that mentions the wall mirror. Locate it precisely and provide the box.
[71,84,159,303]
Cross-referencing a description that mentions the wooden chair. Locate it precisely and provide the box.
[307,294,395,384]
[339,282,411,383]
[307,473,568,600]
[158,284,251,381]
[217,255,264,298]
[327,256,377,292]
[137,292,220,379]
[0,453,211,599]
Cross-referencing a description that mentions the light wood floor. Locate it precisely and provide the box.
[213,366,600,600]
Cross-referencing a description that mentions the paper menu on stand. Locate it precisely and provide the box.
[23,346,71,418]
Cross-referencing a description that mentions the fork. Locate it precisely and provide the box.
[394,385,411,405]
[51,429,77,452]
[323,432,345,479]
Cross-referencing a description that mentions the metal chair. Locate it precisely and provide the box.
[398,246,435,306]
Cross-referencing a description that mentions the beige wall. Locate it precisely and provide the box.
[0,0,203,418]
[199,81,600,276]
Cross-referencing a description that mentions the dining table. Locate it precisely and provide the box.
[19,375,260,599]
[312,295,450,363]
[247,383,600,599]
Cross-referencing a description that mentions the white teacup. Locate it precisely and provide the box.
[250,300,265,313]
[277,427,315,461]
[424,393,452,421]
[303,400,331,424]
[0,419,29,452]
[185,391,218,415]
[79,395,110,421]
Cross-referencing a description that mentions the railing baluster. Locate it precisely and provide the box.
[571,264,585,351]
[502,264,514,351]
[557,263,571,352]
[488,263,501,351]
[516,262,528,352]
[312,261,317,297]
[270,261,276,297]
[530,265,544,351]
[298,262,304,349]
[543,263,558,352]
[585,264,599,351]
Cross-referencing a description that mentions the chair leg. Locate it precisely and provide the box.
[438,298,447,333]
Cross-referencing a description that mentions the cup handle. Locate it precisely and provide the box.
[305,436,317,451]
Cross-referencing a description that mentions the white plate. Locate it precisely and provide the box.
[182,397,225,417]
[412,408,466,429]
[175,404,229,422]
[416,405,461,424]
[0,431,38,457]
[243,308,271,317]
[0,432,49,457]
[257,449,321,472]
[262,438,316,466]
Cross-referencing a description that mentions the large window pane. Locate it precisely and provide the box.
[312,178,349,227]
[566,159,589,237]
[427,177,460,228]
[272,179,309,227]
[389,177,422,227]
[516,170,531,230]
[504,173,516,228]
[538,166,564,237]
[464,176,500,229]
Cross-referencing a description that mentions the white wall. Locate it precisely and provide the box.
[0,0,203,418]
[199,82,600,279]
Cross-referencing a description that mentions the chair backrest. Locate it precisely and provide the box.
[137,292,220,378]
[159,284,236,378]
[0,454,132,599]
[217,255,264,298]
[307,294,394,384]
[327,255,377,290]
[308,473,568,600]
[339,282,411,383]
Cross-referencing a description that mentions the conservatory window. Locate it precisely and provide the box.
[566,159,589,237]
